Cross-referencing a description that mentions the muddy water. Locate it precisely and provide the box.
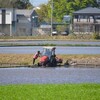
[0,67,100,84]
[0,46,100,54]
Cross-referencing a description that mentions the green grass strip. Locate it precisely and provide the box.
[0,84,100,100]
[0,43,100,47]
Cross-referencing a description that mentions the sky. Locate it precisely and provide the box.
[30,0,48,7]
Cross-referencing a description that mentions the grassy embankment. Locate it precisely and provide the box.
[0,43,100,47]
[0,84,100,100]
[0,54,100,67]
[0,34,100,41]
[0,35,100,46]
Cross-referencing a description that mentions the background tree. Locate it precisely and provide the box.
[0,0,33,9]
[36,4,50,23]
[37,0,98,23]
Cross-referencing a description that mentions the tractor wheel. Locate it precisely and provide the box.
[50,58,57,67]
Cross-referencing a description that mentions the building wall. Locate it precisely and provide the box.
[16,23,32,36]
[74,18,94,23]
[0,24,10,35]
[0,9,17,36]
[0,9,16,24]
[0,10,12,24]
[15,15,32,36]
[31,10,39,27]
[73,23,93,34]
[0,8,39,36]
[73,16,100,34]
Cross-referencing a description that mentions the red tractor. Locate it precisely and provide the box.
[38,47,63,67]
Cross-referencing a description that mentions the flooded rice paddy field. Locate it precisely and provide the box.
[0,67,100,84]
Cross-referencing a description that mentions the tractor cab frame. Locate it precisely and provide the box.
[38,46,62,67]
[42,46,56,59]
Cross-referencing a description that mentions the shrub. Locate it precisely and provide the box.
[92,33,100,39]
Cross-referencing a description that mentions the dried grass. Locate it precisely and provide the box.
[0,54,100,67]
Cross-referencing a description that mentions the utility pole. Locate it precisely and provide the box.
[51,0,53,36]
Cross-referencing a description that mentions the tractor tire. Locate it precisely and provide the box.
[50,58,57,67]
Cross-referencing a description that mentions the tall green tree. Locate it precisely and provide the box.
[37,0,98,23]
[36,4,50,23]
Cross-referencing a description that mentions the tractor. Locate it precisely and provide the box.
[38,46,63,67]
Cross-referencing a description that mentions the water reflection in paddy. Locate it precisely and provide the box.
[0,46,100,54]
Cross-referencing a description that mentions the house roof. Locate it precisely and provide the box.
[16,9,34,17]
[0,8,36,17]
[73,7,100,15]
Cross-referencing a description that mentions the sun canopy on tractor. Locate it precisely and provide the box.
[42,46,56,59]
